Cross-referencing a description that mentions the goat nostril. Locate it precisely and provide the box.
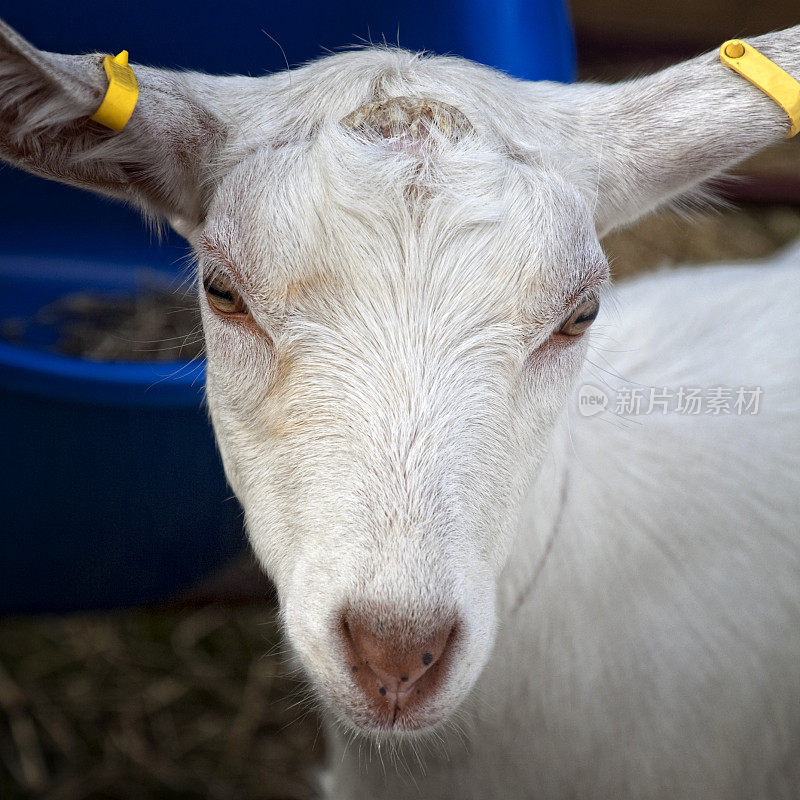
[379,686,387,695]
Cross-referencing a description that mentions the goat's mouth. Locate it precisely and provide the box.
[339,697,454,736]
[330,675,461,737]
[339,671,456,734]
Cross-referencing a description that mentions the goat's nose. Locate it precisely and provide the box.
[340,611,457,721]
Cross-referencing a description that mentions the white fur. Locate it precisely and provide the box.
[1,18,798,797]
[324,249,800,799]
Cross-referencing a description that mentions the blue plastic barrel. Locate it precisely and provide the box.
[0,255,246,612]
[0,1,575,611]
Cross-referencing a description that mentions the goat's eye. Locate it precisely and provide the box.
[203,271,249,316]
[558,296,599,336]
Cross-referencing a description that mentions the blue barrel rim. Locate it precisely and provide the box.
[0,251,208,407]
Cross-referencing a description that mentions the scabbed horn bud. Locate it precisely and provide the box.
[341,96,474,148]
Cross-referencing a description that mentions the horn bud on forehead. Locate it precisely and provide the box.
[341,96,473,144]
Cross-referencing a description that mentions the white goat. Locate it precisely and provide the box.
[1,19,798,799]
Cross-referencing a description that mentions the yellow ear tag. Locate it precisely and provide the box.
[90,50,139,132]
[720,39,800,138]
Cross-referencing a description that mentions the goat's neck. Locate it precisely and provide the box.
[496,411,572,619]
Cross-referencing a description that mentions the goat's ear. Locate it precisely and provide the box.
[0,18,241,235]
[553,26,800,235]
